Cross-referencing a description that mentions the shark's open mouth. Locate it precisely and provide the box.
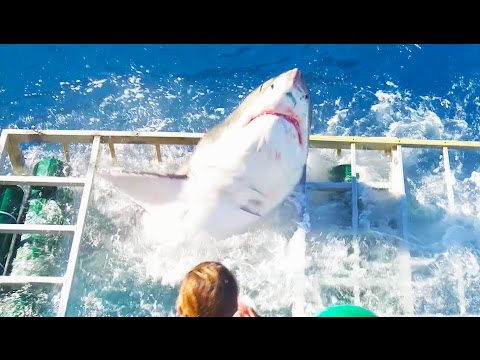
[244,111,303,145]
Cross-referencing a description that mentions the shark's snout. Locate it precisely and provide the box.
[283,68,300,82]
[279,68,308,99]
[290,68,308,93]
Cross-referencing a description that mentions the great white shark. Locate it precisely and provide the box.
[101,68,312,240]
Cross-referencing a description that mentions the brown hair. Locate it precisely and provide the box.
[176,261,239,317]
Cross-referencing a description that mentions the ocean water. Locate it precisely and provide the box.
[1,44,480,316]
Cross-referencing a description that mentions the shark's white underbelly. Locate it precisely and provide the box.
[179,115,307,238]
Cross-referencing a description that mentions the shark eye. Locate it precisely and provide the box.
[305,94,309,99]
[270,84,274,89]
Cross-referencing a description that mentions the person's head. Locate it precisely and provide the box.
[176,261,239,317]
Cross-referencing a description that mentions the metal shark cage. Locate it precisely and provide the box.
[0,129,478,316]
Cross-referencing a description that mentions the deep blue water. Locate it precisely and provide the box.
[2,44,480,137]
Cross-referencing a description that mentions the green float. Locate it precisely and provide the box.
[316,304,377,317]
[0,157,73,317]
[0,185,25,273]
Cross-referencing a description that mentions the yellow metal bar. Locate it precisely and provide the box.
[5,136,25,174]
[3,129,480,151]
[309,135,480,151]
[3,129,202,146]
[62,143,71,162]
[57,136,101,317]
[0,176,85,187]
[155,144,162,162]
[108,142,116,160]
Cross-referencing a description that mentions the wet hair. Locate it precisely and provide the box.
[177,261,239,317]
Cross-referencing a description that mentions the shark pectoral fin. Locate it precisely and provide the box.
[99,170,187,211]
